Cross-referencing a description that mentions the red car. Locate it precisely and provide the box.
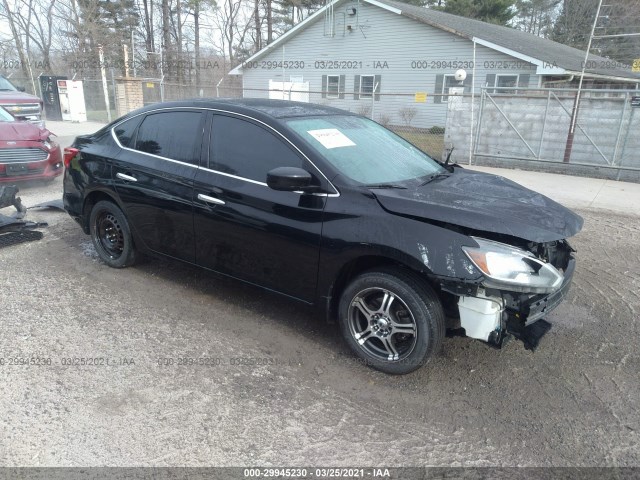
[0,75,43,123]
[0,106,62,183]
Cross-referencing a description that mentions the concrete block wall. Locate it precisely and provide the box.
[445,92,640,178]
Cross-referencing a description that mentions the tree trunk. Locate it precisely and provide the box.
[162,0,171,79]
[194,1,200,88]
[1,0,31,81]
[254,0,261,52]
[150,0,155,51]
[143,0,154,56]
[177,0,183,83]
[227,0,234,64]
[266,0,272,44]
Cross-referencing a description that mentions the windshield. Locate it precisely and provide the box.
[285,115,444,185]
[0,107,15,122]
[0,77,17,92]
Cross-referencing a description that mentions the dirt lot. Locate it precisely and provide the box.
[0,172,638,468]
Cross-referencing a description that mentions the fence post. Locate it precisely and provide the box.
[615,98,635,181]
[473,88,486,162]
[538,90,551,160]
[612,92,630,167]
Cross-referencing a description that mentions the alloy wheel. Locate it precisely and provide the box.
[347,287,418,362]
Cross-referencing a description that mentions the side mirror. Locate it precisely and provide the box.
[17,86,25,92]
[267,167,314,192]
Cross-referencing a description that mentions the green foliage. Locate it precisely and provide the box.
[550,0,598,49]
[395,0,431,6]
[512,0,560,36]
[272,0,325,35]
[427,0,516,25]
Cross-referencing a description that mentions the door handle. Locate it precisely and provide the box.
[116,172,137,182]
[198,193,225,205]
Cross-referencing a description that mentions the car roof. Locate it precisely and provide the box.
[133,98,351,120]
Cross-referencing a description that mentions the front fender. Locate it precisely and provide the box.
[317,190,484,307]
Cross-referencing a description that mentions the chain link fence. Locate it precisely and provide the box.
[217,85,449,161]
[446,87,640,181]
[3,70,639,181]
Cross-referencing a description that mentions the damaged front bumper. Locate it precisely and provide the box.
[454,256,576,351]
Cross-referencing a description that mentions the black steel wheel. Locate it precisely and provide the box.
[339,268,445,374]
[89,200,136,268]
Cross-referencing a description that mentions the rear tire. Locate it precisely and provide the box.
[89,200,136,268]
[338,267,445,375]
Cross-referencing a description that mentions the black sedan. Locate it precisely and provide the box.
[63,99,583,374]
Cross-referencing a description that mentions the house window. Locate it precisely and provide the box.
[495,74,519,93]
[360,75,375,99]
[327,75,340,98]
[441,74,459,102]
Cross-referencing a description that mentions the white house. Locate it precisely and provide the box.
[230,0,640,129]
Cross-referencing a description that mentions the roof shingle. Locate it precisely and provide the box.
[380,0,640,81]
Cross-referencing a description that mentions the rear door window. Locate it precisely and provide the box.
[134,110,204,165]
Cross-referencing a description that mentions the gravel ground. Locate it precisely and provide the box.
[0,174,638,468]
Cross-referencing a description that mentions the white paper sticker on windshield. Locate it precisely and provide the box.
[307,129,356,149]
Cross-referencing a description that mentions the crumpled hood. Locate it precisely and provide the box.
[0,122,50,142]
[373,169,584,243]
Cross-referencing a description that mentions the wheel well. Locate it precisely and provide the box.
[327,256,441,323]
[81,191,118,233]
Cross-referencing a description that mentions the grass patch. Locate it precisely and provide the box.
[87,109,116,123]
[393,130,445,161]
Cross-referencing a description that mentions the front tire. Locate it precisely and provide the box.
[89,200,137,268]
[338,268,445,374]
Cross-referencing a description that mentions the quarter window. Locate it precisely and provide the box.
[209,115,304,183]
[134,111,203,165]
[113,116,142,147]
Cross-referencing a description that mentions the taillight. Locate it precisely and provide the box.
[63,147,79,168]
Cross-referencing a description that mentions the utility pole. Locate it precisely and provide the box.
[563,0,603,163]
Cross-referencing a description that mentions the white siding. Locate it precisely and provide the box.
[237,1,539,128]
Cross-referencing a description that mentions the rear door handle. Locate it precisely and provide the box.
[198,193,225,205]
[116,172,137,182]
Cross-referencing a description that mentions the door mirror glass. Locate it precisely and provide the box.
[267,167,313,191]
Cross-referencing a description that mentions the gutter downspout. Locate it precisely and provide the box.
[543,75,574,87]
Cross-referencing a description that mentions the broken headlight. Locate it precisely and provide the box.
[462,237,563,294]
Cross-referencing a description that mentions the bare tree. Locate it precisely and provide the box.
[139,0,155,57]
[254,0,261,52]
[162,0,172,78]
[8,0,57,70]
[550,0,599,49]
[212,0,252,66]
[266,0,272,43]
[0,0,33,79]
[552,0,640,64]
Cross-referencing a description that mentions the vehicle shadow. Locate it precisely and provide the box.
[133,254,348,354]
[55,220,528,390]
